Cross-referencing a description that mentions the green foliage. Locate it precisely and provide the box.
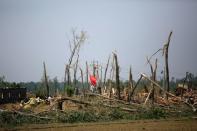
[65,86,74,97]
[109,109,125,120]
[0,111,49,127]
[139,107,166,119]
[57,111,98,123]
[35,82,47,98]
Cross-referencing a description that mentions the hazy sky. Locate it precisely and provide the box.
[0,0,197,82]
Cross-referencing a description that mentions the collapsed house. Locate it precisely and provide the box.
[0,87,26,104]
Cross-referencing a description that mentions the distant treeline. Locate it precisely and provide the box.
[1,73,197,98]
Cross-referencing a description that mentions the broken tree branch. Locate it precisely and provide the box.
[141,73,175,97]
[103,55,110,87]
[130,74,143,98]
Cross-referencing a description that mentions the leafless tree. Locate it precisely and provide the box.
[65,29,87,88]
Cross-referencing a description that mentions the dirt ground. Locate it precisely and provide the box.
[9,118,197,131]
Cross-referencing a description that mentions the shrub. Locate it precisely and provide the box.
[109,109,125,120]
[140,107,166,119]
[65,86,74,97]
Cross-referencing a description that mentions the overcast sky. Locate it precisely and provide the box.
[0,0,197,82]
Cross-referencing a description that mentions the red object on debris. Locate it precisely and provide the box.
[90,75,97,86]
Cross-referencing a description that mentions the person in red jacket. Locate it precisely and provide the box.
[89,75,97,92]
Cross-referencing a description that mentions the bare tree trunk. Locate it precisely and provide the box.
[109,56,115,98]
[86,61,89,89]
[93,60,96,77]
[144,88,153,106]
[128,66,133,102]
[113,53,120,100]
[80,68,85,96]
[43,62,49,97]
[64,65,67,94]
[152,59,157,105]
[103,55,110,87]
[147,57,157,105]
[66,64,70,86]
[74,54,79,95]
[100,66,103,85]
[130,75,143,97]
[163,67,166,94]
[74,55,79,85]
[164,31,173,100]
[96,61,99,77]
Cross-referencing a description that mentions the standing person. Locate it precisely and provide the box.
[89,75,97,93]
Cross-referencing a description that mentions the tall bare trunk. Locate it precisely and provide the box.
[93,60,96,77]
[74,55,79,85]
[86,61,89,89]
[147,57,157,105]
[109,56,115,98]
[152,59,157,105]
[74,54,79,95]
[113,53,120,100]
[164,31,172,100]
[130,75,143,97]
[103,55,110,87]
[43,62,49,97]
[80,68,85,96]
[128,66,133,102]
[66,65,70,86]
[64,65,67,94]
[100,66,103,85]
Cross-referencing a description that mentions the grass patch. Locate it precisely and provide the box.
[1,106,196,128]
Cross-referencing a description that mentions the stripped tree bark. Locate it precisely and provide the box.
[93,60,96,77]
[96,61,99,79]
[163,31,173,100]
[66,64,70,86]
[64,65,67,94]
[73,54,79,95]
[130,74,143,98]
[79,67,85,96]
[113,52,120,100]
[143,88,153,106]
[146,57,158,105]
[43,62,49,97]
[86,61,89,89]
[128,66,134,102]
[109,55,115,98]
[103,55,110,88]
[100,65,103,85]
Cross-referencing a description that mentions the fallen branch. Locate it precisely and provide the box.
[102,104,137,112]
[86,93,130,105]
[141,73,176,97]
[0,109,54,120]
[58,97,92,105]
[141,73,196,112]
[143,88,153,106]
[182,100,196,112]
[130,74,143,97]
